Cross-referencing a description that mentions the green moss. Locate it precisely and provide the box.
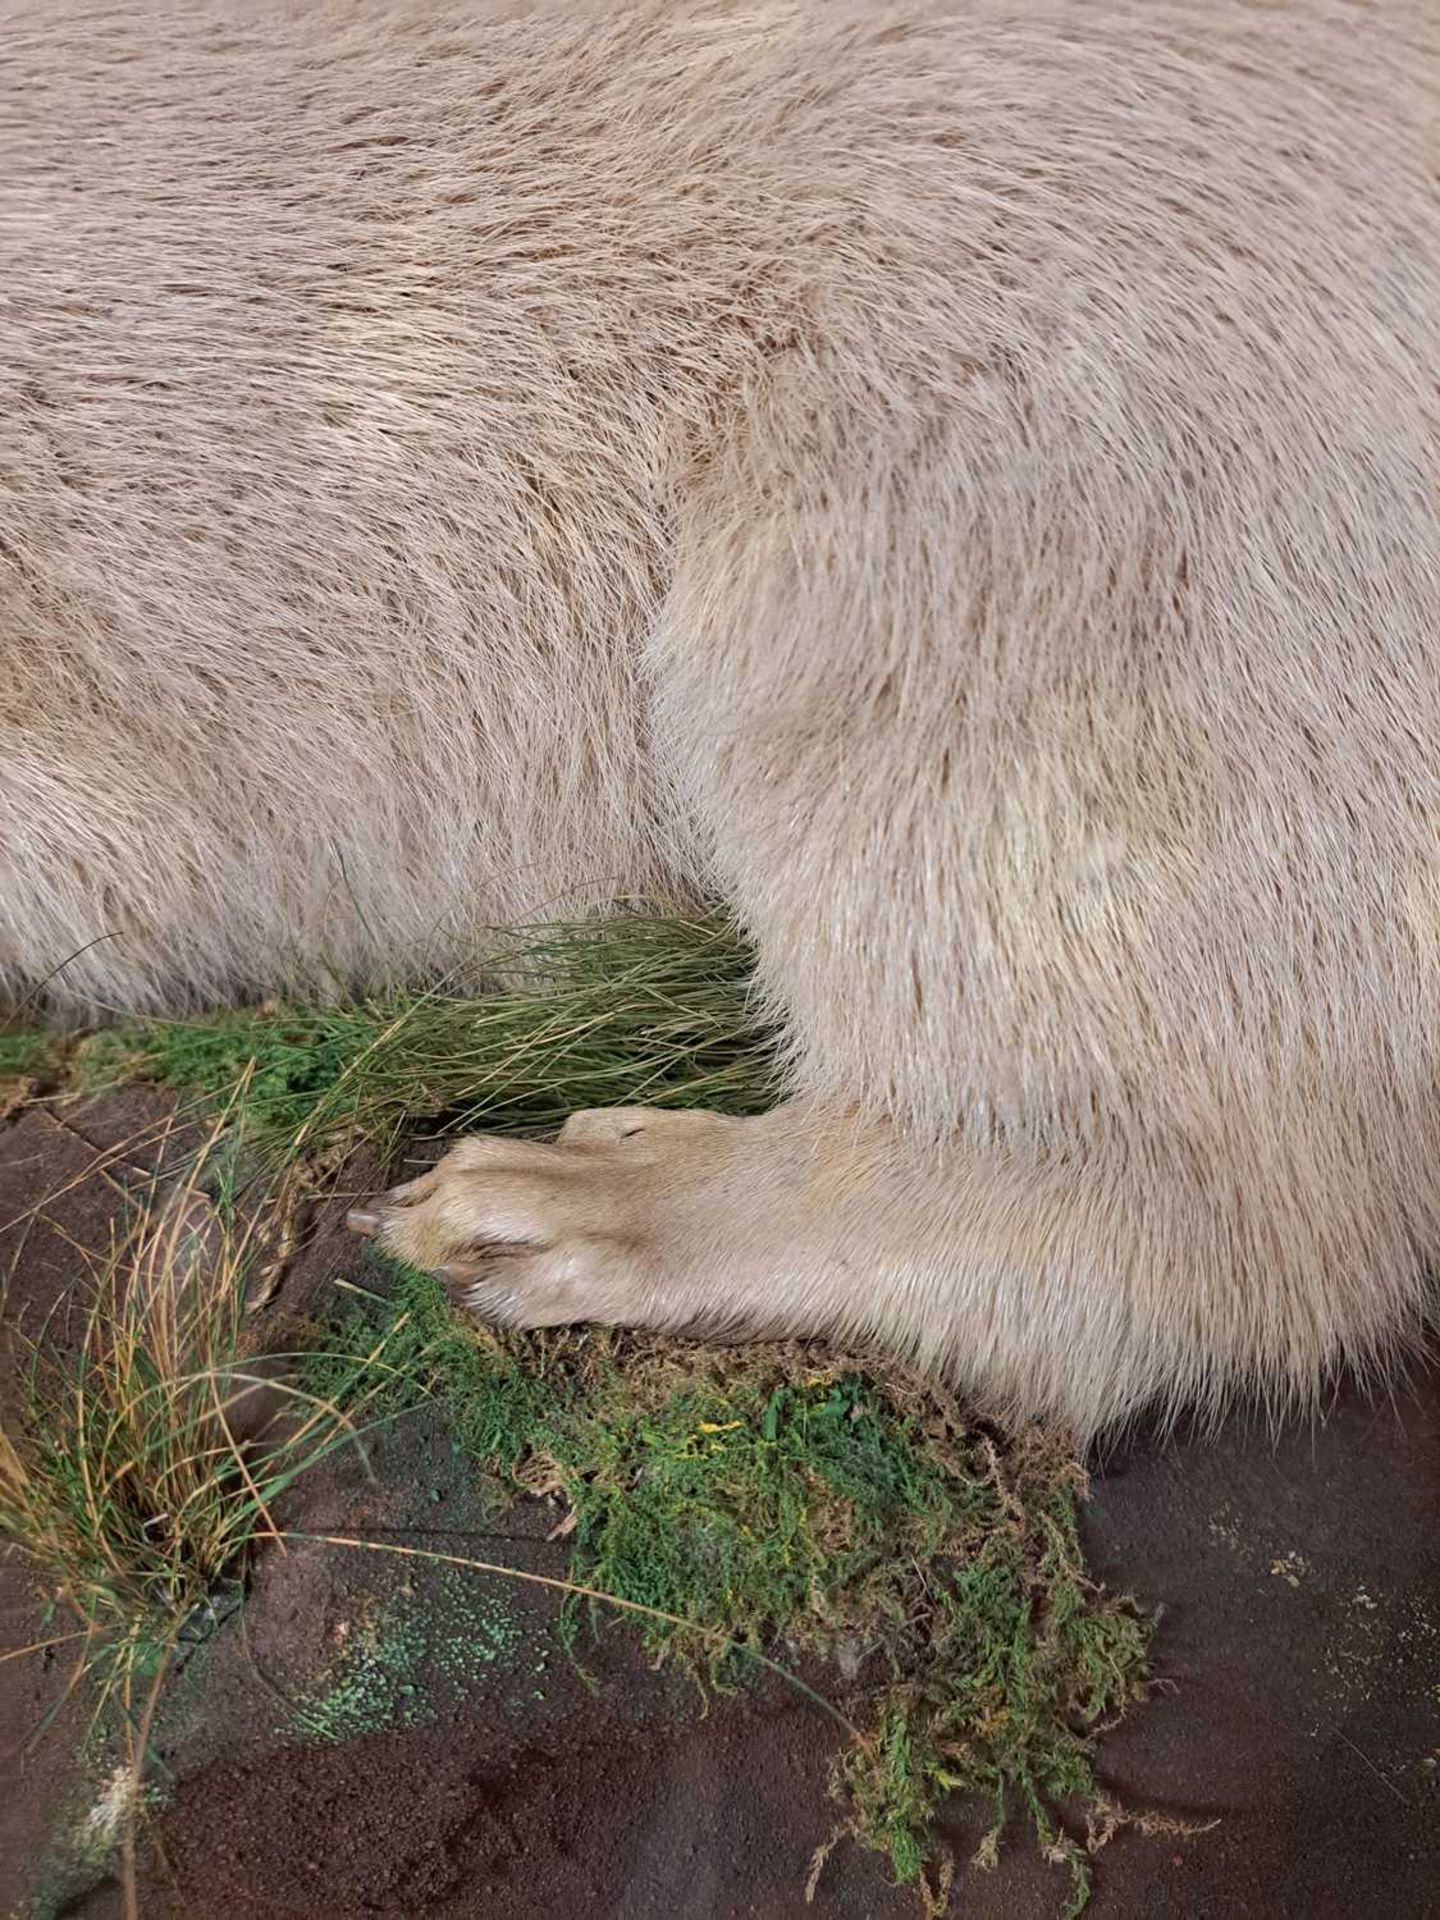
[0,1027,59,1080]
[308,1262,1152,1910]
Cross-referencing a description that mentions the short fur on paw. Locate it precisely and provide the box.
[345,1106,742,1328]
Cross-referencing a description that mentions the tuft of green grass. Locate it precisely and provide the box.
[74,914,780,1164]
[306,1260,1153,1912]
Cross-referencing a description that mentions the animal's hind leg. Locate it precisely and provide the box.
[347,444,1274,1436]
[347,1082,1246,1436]
[350,406,1412,1436]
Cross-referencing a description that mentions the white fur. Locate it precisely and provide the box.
[3,3,1437,1434]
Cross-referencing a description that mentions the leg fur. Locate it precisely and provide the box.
[349,1102,1347,1435]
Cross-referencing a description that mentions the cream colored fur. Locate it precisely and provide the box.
[3,3,1437,1436]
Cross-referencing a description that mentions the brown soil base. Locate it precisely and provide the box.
[3,1091,1438,1920]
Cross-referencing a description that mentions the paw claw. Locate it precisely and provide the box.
[345,1205,383,1237]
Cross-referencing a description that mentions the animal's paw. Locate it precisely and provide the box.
[345,1106,743,1329]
